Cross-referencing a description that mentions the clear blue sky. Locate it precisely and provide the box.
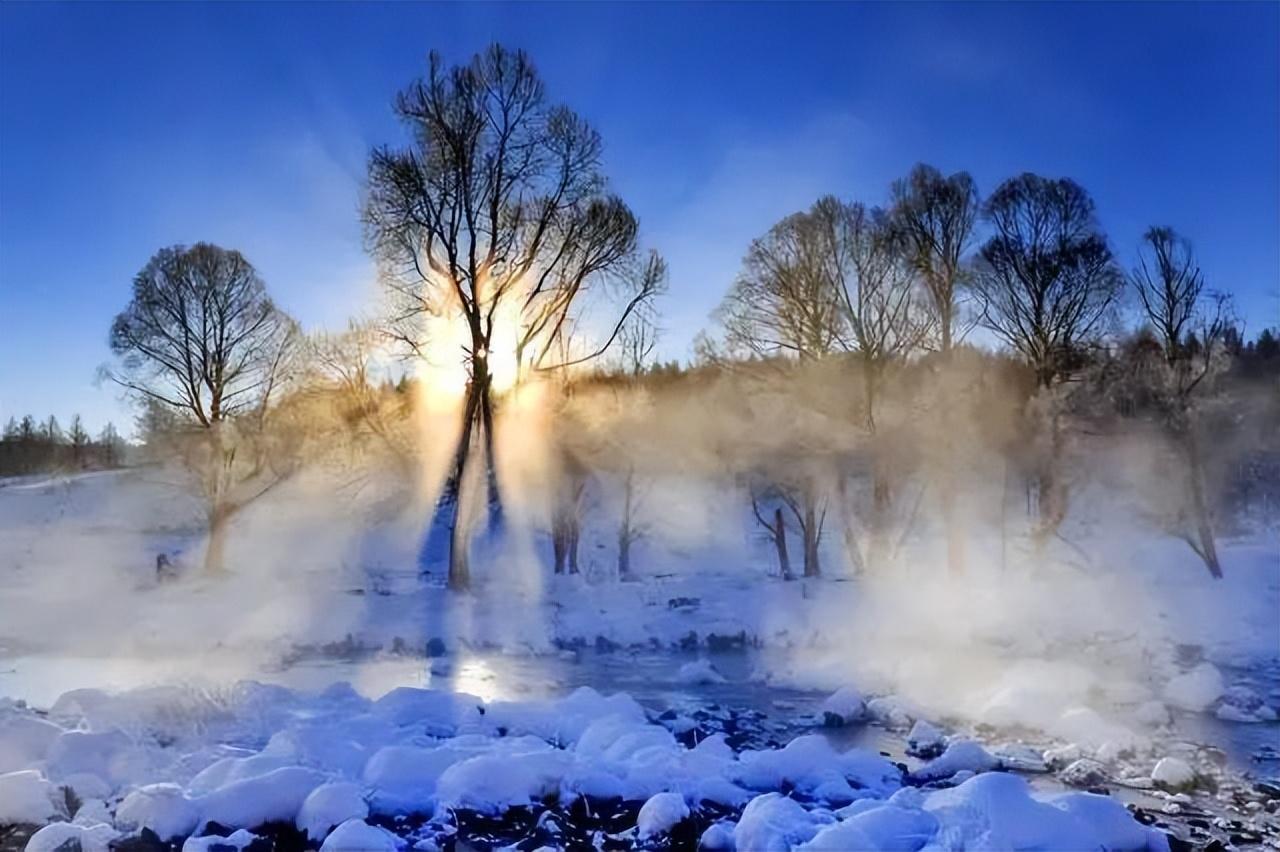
[2,1,1277,436]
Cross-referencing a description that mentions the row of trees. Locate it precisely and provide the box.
[705,165,1258,580]
[0,415,126,476]
[101,43,1273,585]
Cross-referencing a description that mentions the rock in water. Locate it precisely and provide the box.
[819,686,866,726]
[1151,757,1197,792]
[1059,758,1108,788]
[906,720,945,759]
[1164,663,1224,712]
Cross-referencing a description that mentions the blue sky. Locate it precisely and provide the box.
[2,1,1277,435]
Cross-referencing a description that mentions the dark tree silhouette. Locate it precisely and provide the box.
[975,174,1122,544]
[107,243,298,575]
[365,44,661,590]
[1130,226,1231,578]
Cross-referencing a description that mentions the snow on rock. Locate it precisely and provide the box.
[1151,756,1197,791]
[925,772,1143,851]
[188,752,297,796]
[435,747,568,815]
[1164,663,1224,712]
[183,829,260,852]
[0,768,60,824]
[0,715,63,773]
[25,821,118,852]
[636,791,690,838]
[296,782,369,841]
[905,720,945,758]
[912,739,997,781]
[319,818,401,852]
[864,696,916,730]
[699,820,736,849]
[115,783,200,841]
[363,744,467,814]
[44,728,139,788]
[676,659,727,686]
[733,793,826,852]
[370,687,482,735]
[819,686,866,725]
[1058,758,1108,788]
[737,735,900,800]
[803,803,938,851]
[991,742,1047,773]
[197,765,327,831]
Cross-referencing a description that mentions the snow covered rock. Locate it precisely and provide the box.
[699,820,736,849]
[733,793,824,852]
[737,736,900,799]
[1151,756,1196,792]
[819,686,866,726]
[992,742,1048,773]
[183,829,261,852]
[801,803,938,851]
[0,769,60,825]
[371,687,482,735]
[297,782,369,841]
[905,720,945,759]
[913,739,997,781]
[0,715,63,773]
[25,821,118,852]
[116,783,200,841]
[636,791,690,838]
[864,696,915,730]
[677,659,727,685]
[1164,663,1224,712]
[435,748,567,815]
[1058,758,1108,788]
[197,765,327,831]
[44,728,138,787]
[319,818,401,852]
[363,744,468,814]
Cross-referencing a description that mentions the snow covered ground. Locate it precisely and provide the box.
[0,468,1277,849]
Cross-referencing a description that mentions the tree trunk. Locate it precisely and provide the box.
[446,378,484,592]
[773,507,792,581]
[1033,403,1067,550]
[802,499,821,578]
[204,507,230,576]
[618,469,635,581]
[1183,422,1223,579]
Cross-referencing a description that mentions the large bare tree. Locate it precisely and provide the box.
[1129,227,1230,578]
[888,164,979,575]
[107,243,299,574]
[975,174,1122,544]
[364,45,661,590]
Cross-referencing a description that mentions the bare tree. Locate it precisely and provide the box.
[889,165,979,354]
[975,174,1122,545]
[1129,227,1230,578]
[107,243,300,575]
[888,165,979,575]
[68,415,90,468]
[365,45,661,590]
